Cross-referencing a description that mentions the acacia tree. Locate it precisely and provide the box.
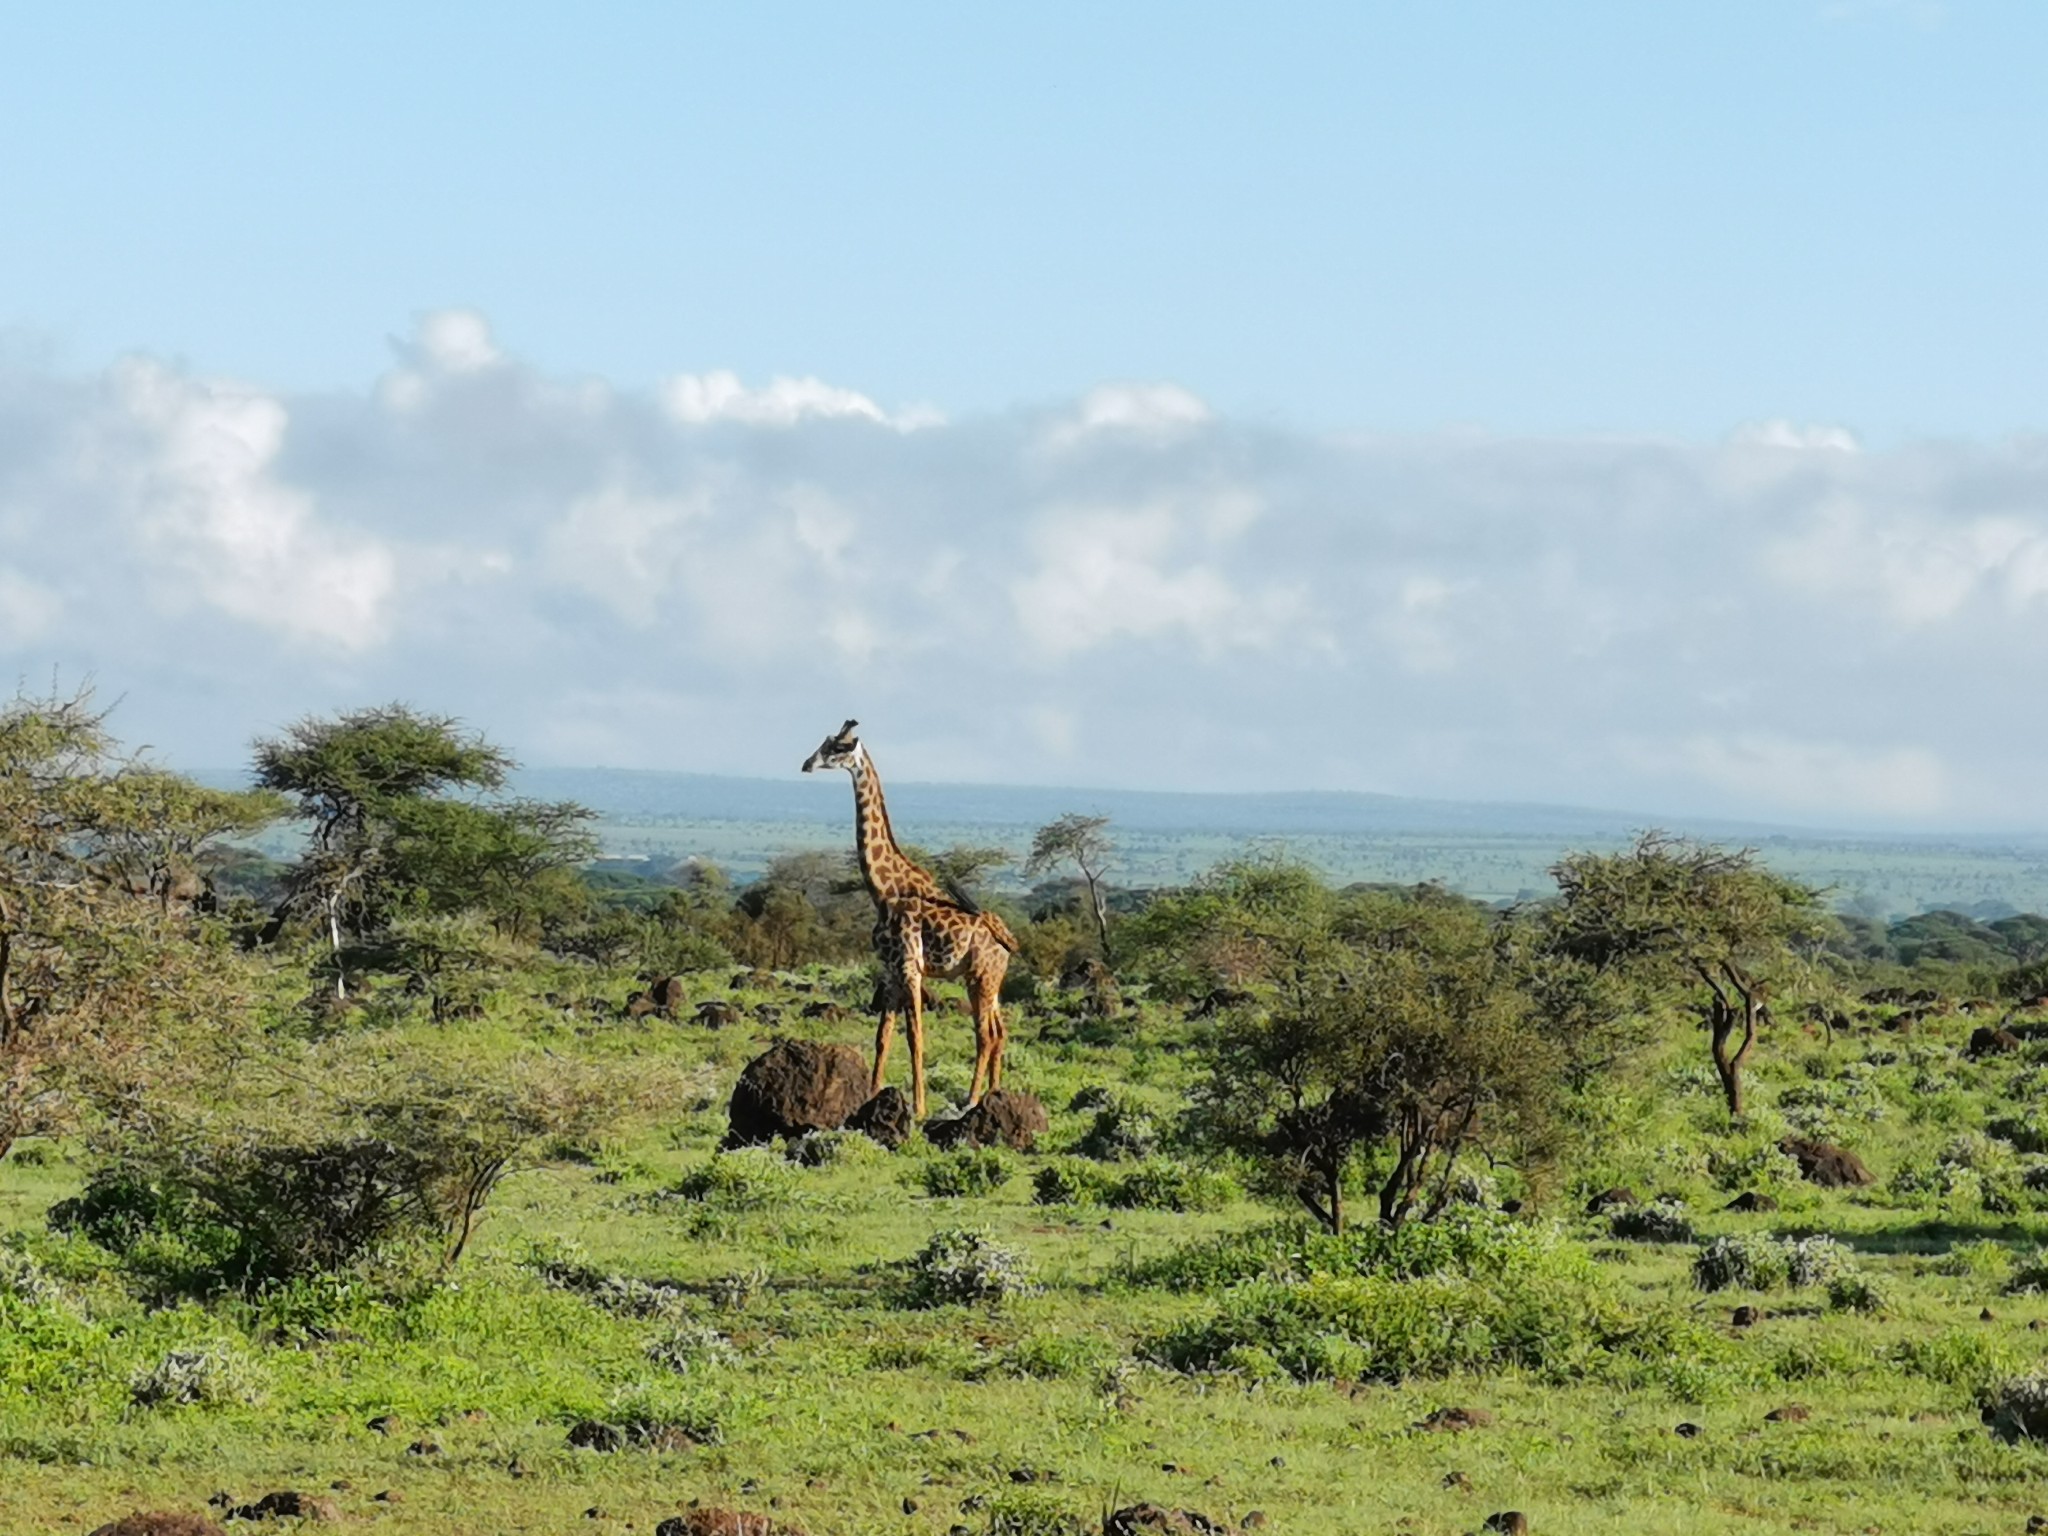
[0,688,270,1159]
[1197,878,1562,1230]
[1026,813,1114,957]
[252,705,593,992]
[1549,832,1827,1119]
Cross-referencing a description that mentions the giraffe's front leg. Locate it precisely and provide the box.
[872,1007,896,1094]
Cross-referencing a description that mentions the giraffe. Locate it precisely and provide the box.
[801,720,1019,1118]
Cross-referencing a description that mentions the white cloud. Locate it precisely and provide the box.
[1009,498,1303,658]
[9,313,2048,828]
[99,359,396,650]
[1043,383,1212,451]
[662,370,936,430]
[1731,419,1859,452]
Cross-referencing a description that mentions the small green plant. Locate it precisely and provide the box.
[982,1486,1088,1536]
[1609,1198,1695,1243]
[787,1130,883,1169]
[671,1149,801,1211]
[916,1148,1013,1199]
[1892,1329,2011,1388]
[1032,1160,1115,1207]
[0,1247,62,1308]
[1693,1233,1853,1292]
[1826,1271,1887,1314]
[999,1332,1116,1380]
[1106,1159,1238,1212]
[1930,1239,2012,1282]
[1074,1095,1159,1162]
[646,1322,739,1374]
[901,1228,1037,1307]
[1980,1375,2048,1441]
[2004,1248,2048,1294]
[129,1346,257,1409]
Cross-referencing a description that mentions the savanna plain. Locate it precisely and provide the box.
[9,697,2048,1536]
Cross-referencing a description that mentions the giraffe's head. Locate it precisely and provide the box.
[801,719,864,774]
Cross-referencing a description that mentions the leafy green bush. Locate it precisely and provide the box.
[1074,1095,1159,1162]
[916,1148,1013,1199]
[2005,1247,2048,1294]
[786,1130,884,1169]
[1609,1198,1695,1243]
[900,1228,1037,1307]
[672,1149,801,1211]
[129,1346,258,1409]
[0,1246,62,1308]
[999,1332,1117,1380]
[1891,1329,2011,1388]
[1032,1160,1115,1206]
[1106,1159,1238,1212]
[1693,1233,1854,1292]
[1827,1271,1888,1314]
[1143,1267,1711,1385]
[1128,1209,1570,1293]
[1930,1239,2014,1281]
[1980,1375,2048,1441]
[646,1322,739,1374]
[982,1487,1088,1536]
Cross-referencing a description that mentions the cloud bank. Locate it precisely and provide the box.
[4,311,2047,829]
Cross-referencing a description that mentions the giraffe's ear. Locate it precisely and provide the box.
[838,719,860,738]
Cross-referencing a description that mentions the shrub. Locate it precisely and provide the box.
[786,1130,883,1169]
[1707,1140,1803,1193]
[901,1228,1037,1307]
[1128,1208,1571,1293]
[129,1346,257,1408]
[1892,1329,2011,1388]
[672,1149,801,1211]
[1981,1375,2048,1441]
[1032,1160,1115,1207]
[0,1247,61,1308]
[1075,1096,1159,1162]
[1931,1240,2013,1282]
[646,1323,739,1374]
[525,1240,693,1321]
[2004,1248,2048,1294]
[916,1149,1013,1199]
[1107,1159,1239,1213]
[1609,1198,1696,1244]
[1827,1272,1888,1313]
[1692,1233,1853,1292]
[1143,1267,1712,1385]
[999,1332,1116,1380]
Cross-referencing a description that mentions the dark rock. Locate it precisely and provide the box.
[1484,1516,1530,1536]
[801,999,848,1022]
[568,1419,626,1452]
[1982,1307,1998,1322]
[626,991,658,1018]
[1414,1405,1493,1432]
[1765,1404,1811,1422]
[1102,1504,1235,1535]
[1725,1191,1779,1213]
[405,1437,439,1456]
[636,1421,702,1452]
[1442,1472,1472,1491]
[1242,1516,1268,1531]
[847,1087,914,1150]
[649,975,688,1015]
[366,1412,398,1435]
[88,1516,227,1536]
[1584,1186,1637,1214]
[1731,1306,1760,1327]
[1778,1137,1875,1188]
[902,1499,919,1515]
[1499,1198,1523,1214]
[1675,1422,1702,1438]
[695,1000,743,1029]
[725,1039,872,1146]
[923,1089,1049,1151]
[372,1491,403,1504]
[1969,1026,2023,1057]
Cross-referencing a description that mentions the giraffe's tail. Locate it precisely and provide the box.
[980,910,1021,954]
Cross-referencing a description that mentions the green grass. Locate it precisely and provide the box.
[11,969,2048,1535]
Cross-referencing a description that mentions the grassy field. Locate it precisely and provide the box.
[8,967,2048,1536]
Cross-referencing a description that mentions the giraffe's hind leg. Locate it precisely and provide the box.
[968,959,1005,1102]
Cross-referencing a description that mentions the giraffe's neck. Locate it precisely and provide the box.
[849,753,937,907]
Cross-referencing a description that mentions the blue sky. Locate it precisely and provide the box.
[4,3,2048,828]
[5,2,2042,438]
